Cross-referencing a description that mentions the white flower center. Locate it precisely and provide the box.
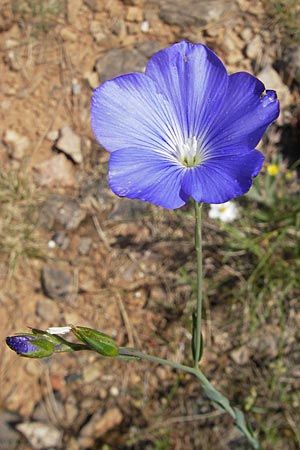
[176,136,208,168]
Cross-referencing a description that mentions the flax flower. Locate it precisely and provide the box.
[91,41,279,209]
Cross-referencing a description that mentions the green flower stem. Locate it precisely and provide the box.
[117,201,262,450]
[119,347,261,450]
[55,343,89,353]
[194,201,203,366]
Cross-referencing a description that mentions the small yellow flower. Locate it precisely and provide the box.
[267,164,279,176]
[285,170,293,180]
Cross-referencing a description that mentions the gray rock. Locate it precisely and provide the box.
[95,48,148,82]
[80,178,113,209]
[83,0,103,11]
[55,126,83,164]
[57,199,87,230]
[60,27,77,42]
[32,402,50,423]
[135,40,162,58]
[39,195,86,231]
[3,129,30,160]
[49,231,70,250]
[239,27,253,43]
[159,0,232,27]
[110,17,127,38]
[83,70,100,89]
[5,49,21,71]
[33,154,76,188]
[94,42,163,83]
[36,298,60,321]
[0,411,21,450]
[38,196,63,230]
[78,408,123,448]
[16,421,63,450]
[230,345,251,365]
[282,45,300,85]
[90,21,107,43]
[221,32,244,65]
[46,129,59,141]
[41,265,77,301]
[108,198,149,221]
[78,237,93,255]
[246,34,263,60]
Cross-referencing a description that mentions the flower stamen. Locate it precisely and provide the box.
[176,136,207,168]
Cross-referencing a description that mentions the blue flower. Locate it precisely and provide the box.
[91,41,279,209]
[6,335,54,358]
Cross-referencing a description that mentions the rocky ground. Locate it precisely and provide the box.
[0,0,300,449]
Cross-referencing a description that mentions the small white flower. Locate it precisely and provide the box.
[46,326,72,335]
[208,201,238,223]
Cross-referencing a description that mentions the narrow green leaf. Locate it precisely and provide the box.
[191,312,203,362]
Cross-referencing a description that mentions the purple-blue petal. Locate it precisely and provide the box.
[181,149,264,204]
[108,147,188,209]
[91,73,182,154]
[145,41,228,140]
[204,72,279,151]
[6,336,38,355]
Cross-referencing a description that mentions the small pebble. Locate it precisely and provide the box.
[48,240,56,249]
[140,20,149,33]
[109,386,119,397]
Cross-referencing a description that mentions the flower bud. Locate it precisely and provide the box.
[71,326,119,357]
[6,334,54,358]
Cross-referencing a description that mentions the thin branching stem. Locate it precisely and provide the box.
[117,201,262,450]
[118,347,262,449]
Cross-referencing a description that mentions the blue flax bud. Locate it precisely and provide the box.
[6,334,54,358]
